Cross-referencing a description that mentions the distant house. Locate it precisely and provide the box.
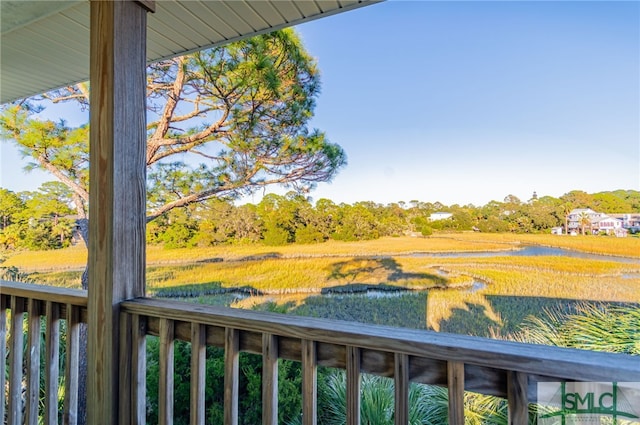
[591,216,623,235]
[609,213,640,228]
[567,208,603,233]
[429,212,453,221]
[551,227,563,235]
[566,208,637,237]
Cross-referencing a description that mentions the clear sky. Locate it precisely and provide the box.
[1,1,639,207]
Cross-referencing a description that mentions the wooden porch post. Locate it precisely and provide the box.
[87,0,152,423]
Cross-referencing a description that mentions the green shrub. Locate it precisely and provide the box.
[512,303,640,355]
[145,339,303,424]
[263,224,290,246]
[315,370,510,425]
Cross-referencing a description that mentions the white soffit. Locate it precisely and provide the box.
[1,0,378,104]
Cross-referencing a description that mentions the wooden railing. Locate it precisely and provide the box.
[1,281,87,425]
[3,280,640,424]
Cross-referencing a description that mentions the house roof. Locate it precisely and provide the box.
[568,208,598,215]
[1,0,378,104]
[591,216,621,224]
[610,213,640,219]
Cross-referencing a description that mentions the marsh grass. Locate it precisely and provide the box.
[144,256,449,295]
[12,232,638,271]
[5,234,638,272]
[422,255,640,336]
[24,270,83,287]
[145,255,639,300]
[3,245,88,271]
[6,234,639,337]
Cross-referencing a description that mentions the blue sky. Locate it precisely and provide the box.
[1,1,639,206]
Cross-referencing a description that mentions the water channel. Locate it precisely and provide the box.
[411,245,639,264]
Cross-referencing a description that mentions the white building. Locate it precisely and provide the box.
[551,227,563,235]
[429,212,453,221]
[591,216,623,233]
[609,213,640,228]
[566,208,631,237]
[567,208,603,233]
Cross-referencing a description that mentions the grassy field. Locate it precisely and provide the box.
[4,233,639,272]
[3,235,515,271]
[6,233,638,337]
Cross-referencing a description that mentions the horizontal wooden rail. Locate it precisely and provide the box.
[121,298,640,384]
[1,280,88,323]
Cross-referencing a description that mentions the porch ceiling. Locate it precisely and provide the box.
[1,0,377,104]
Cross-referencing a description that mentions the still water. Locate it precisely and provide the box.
[412,245,639,264]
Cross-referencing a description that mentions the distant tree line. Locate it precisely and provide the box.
[1,186,639,250]
[1,182,76,250]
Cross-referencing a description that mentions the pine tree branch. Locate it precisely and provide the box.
[36,154,89,204]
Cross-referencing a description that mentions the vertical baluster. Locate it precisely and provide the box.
[190,323,206,425]
[45,302,61,425]
[346,346,361,425]
[159,318,175,425]
[0,295,8,423]
[508,371,528,425]
[262,333,278,425]
[119,312,133,425]
[119,312,147,425]
[26,299,42,425]
[394,353,409,425]
[132,314,147,425]
[447,361,464,425]
[302,340,317,425]
[64,304,80,425]
[8,296,25,425]
[224,328,239,425]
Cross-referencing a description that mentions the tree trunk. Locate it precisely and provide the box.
[78,218,89,290]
